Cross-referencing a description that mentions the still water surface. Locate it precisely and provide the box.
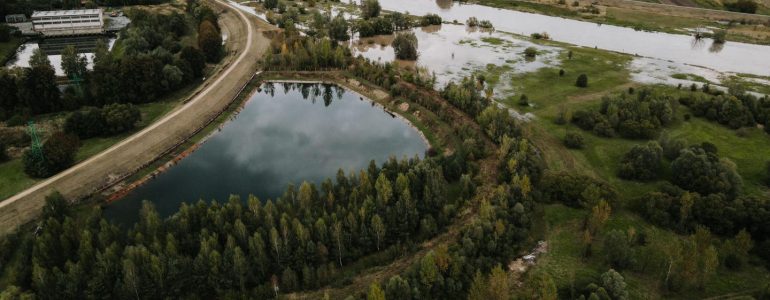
[104,83,427,223]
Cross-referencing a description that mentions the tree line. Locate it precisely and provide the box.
[0,3,218,121]
[679,87,770,133]
[0,155,476,298]
[572,88,677,139]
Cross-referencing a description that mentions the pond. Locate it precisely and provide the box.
[103,82,428,223]
[374,0,770,77]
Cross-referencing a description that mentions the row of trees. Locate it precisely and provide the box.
[679,90,770,132]
[0,154,475,298]
[262,33,350,71]
[64,103,141,139]
[357,131,544,299]
[0,6,216,120]
[572,88,677,139]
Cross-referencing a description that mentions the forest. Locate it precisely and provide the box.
[2,0,770,299]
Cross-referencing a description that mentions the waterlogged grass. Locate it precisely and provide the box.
[502,46,631,115]
[671,73,710,83]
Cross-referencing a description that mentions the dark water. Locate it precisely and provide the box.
[104,82,427,224]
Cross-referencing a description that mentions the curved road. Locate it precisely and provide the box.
[0,0,271,235]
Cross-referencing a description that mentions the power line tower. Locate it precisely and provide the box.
[27,121,44,161]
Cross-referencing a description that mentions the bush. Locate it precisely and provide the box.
[392,32,418,60]
[618,141,663,181]
[64,107,107,139]
[524,47,538,58]
[103,103,141,135]
[0,142,7,162]
[712,30,727,44]
[0,25,10,43]
[564,132,585,149]
[518,94,529,106]
[361,0,381,19]
[725,0,758,13]
[23,132,81,178]
[421,14,442,26]
[765,161,770,186]
[198,20,223,62]
[671,146,742,198]
[540,172,618,207]
[576,74,588,88]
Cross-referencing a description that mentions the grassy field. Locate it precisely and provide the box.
[471,33,770,298]
[503,46,632,116]
[531,204,770,299]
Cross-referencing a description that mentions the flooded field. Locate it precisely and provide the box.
[374,0,770,77]
[352,24,561,88]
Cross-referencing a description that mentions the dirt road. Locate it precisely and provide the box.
[0,0,272,235]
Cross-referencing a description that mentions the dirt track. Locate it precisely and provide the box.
[0,0,272,235]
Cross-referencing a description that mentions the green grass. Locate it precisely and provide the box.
[501,46,631,115]
[532,204,770,299]
[671,73,709,83]
[721,75,770,95]
[0,159,40,200]
[0,37,24,65]
[665,118,770,196]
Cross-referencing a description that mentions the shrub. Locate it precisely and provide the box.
[564,132,585,149]
[576,74,588,88]
[103,103,141,135]
[0,25,10,43]
[0,142,7,162]
[23,132,81,178]
[765,161,770,186]
[64,107,107,139]
[540,172,618,207]
[361,0,381,19]
[392,32,419,60]
[712,30,727,44]
[198,20,223,62]
[524,47,538,58]
[466,17,479,27]
[618,141,663,181]
[725,0,757,13]
[671,146,742,198]
[421,14,442,26]
[518,94,529,106]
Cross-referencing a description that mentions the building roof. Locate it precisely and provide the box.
[31,9,102,18]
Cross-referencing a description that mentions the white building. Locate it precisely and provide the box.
[31,9,104,37]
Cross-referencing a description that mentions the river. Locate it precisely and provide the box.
[375,0,770,76]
